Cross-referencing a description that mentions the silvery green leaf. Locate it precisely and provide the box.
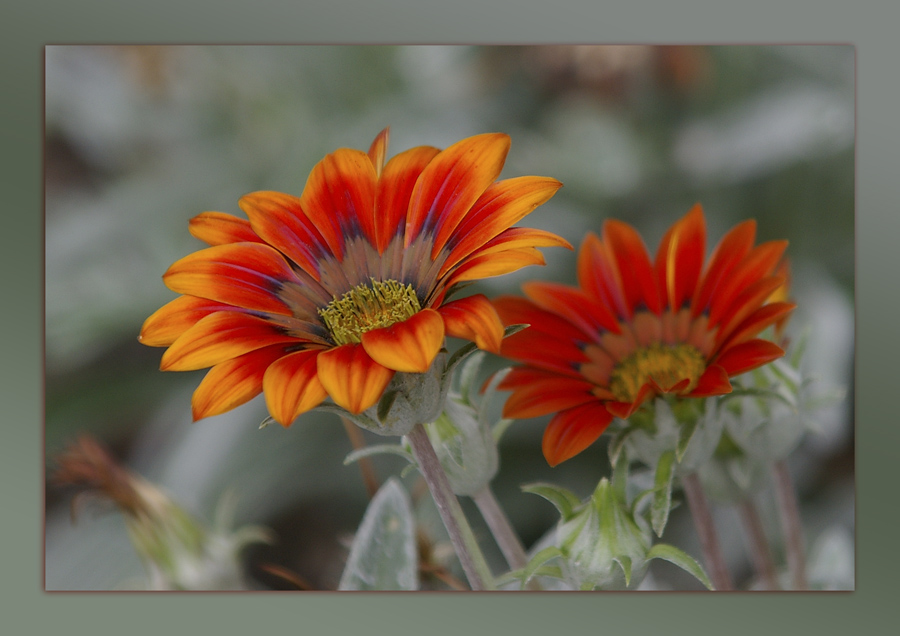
[338,478,418,591]
[520,546,564,588]
[651,450,675,537]
[646,544,713,590]
[458,351,485,405]
[343,444,414,466]
[522,482,582,521]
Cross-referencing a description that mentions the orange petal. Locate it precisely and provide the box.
[367,127,390,178]
[603,219,661,315]
[687,364,732,397]
[160,312,299,371]
[189,212,263,246]
[316,344,395,414]
[440,176,563,274]
[163,243,298,315]
[444,247,546,286]
[360,308,445,373]
[262,349,327,427]
[299,148,378,255]
[405,133,510,251]
[374,145,441,253]
[191,345,288,421]
[714,339,785,377]
[577,232,629,319]
[502,377,597,419]
[655,204,706,310]
[437,294,504,354]
[140,295,243,347]
[239,191,333,279]
[542,402,614,466]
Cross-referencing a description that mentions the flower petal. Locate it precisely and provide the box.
[262,349,327,427]
[299,147,378,254]
[437,294,504,354]
[717,301,796,353]
[691,219,756,317]
[655,203,706,310]
[191,345,288,421]
[714,339,785,377]
[502,376,597,419]
[440,176,563,274]
[163,243,298,315]
[522,281,620,337]
[189,212,263,246]
[542,402,614,466]
[360,308,445,373]
[160,312,299,371]
[140,295,244,347]
[374,145,441,253]
[687,364,732,397]
[493,295,593,342]
[239,191,332,279]
[316,344,395,414]
[405,133,510,251]
[445,247,546,286]
[603,219,661,315]
[707,240,788,327]
[367,127,390,178]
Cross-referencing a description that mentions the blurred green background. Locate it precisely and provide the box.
[44,45,854,590]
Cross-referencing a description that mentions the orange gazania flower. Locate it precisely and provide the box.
[493,204,795,466]
[140,130,567,427]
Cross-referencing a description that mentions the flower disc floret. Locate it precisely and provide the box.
[319,279,421,346]
[609,343,706,404]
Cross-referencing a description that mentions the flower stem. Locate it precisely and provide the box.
[472,487,528,572]
[682,472,733,591]
[407,423,495,591]
[773,459,808,590]
[738,497,779,590]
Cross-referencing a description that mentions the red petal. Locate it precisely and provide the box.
[707,240,788,327]
[405,133,510,251]
[160,312,299,371]
[655,204,706,310]
[163,243,298,315]
[522,281,620,337]
[299,148,378,255]
[502,377,597,419]
[713,276,786,347]
[542,402,614,466]
[714,339,785,377]
[440,176,563,274]
[717,301,796,353]
[438,294,504,353]
[189,212,263,246]
[500,329,588,377]
[191,344,288,421]
[262,349,327,427]
[691,219,756,317]
[374,145,441,253]
[577,232,629,319]
[368,127,390,178]
[360,309,445,373]
[239,191,333,279]
[687,364,732,397]
[604,219,661,315]
[316,344,395,414]
[492,295,593,342]
[140,295,244,347]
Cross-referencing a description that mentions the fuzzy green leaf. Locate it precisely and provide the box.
[343,444,414,466]
[522,482,582,521]
[651,450,676,537]
[647,543,714,590]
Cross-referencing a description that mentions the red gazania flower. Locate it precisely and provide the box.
[140,129,567,427]
[493,204,795,466]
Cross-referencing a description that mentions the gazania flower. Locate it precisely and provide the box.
[493,204,795,466]
[140,129,567,428]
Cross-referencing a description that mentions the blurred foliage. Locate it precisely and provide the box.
[45,45,854,590]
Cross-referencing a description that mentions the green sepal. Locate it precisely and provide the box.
[522,482,582,521]
[651,450,676,537]
[614,555,633,587]
[518,546,565,589]
[646,543,714,590]
[376,388,399,422]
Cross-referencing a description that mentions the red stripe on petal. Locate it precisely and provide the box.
[191,344,288,421]
[405,133,510,251]
[438,294,504,354]
[714,339,785,377]
[374,145,441,253]
[360,308,445,373]
[189,212,263,246]
[239,191,332,279]
[262,349,327,427]
[163,243,299,315]
[316,344,395,414]
[160,311,299,371]
[542,402,614,466]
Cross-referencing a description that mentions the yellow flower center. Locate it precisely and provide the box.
[319,279,421,346]
[608,343,706,404]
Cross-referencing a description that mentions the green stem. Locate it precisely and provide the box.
[773,459,808,590]
[407,423,495,591]
[682,472,733,591]
[738,497,779,590]
[471,487,528,572]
